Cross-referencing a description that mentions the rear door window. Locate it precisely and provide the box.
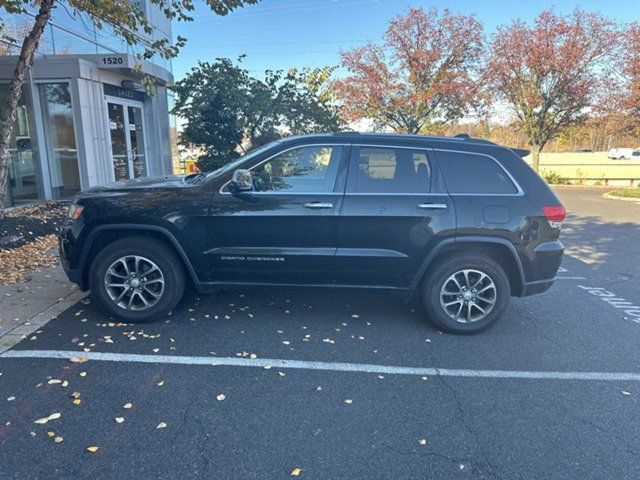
[349,146,431,193]
[436,151,518,194]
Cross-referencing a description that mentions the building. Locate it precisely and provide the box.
[0,2,176,206]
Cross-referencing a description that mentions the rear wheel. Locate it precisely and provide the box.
[89,237,185,323]
[422,253,510,334]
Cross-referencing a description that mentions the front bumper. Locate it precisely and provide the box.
[59,223,89,291]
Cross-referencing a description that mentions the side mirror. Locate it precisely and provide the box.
[230,169,253,192]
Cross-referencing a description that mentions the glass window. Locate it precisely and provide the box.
[0,84,41,206]
[39,83,81,199]
[250,145,343,193]
[352,147,431,193]
[437,151,518,194]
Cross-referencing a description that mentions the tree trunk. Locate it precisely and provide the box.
[0,0,55,217]
[531,147,542,171]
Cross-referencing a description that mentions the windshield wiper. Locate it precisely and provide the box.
[183,172,205,184]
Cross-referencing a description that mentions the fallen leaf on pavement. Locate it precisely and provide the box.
[34,412,61,424]
[291,468,302,476]
[419,438,427,445]
[115,417,125,424]
[156,422,167,429]
[54,436,63,443]
[157,380,164,387]
[48,379,62,385]
[216,394,226,401]
[86,446,99,453]
[123,402,133,409]
[344,399,353,404]
[622,391,632,396]
[70,357,88,363]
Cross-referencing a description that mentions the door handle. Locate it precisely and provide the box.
[417,203,448,210]
[304,202,333,209]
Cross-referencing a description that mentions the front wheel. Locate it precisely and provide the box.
[89,237,186,323]
[422,253,510,334]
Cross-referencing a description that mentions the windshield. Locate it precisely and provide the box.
[203,140,283,180]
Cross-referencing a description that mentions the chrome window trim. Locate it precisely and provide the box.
[344,192,449,197]
[219,143,350,195]
[218,142,524,197]
[433,148,525,196]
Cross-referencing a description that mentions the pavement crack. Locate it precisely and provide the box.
[426,347,511,480]
[572,415,639,458]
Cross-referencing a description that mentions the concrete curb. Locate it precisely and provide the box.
[602,192,640,203]
[550,184,613,189]
[0,288,89,353]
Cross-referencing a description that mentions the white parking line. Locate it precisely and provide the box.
[3,349,640,382]
[556,276,587,280]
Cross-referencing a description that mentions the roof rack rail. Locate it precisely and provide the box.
[453,133,497,145]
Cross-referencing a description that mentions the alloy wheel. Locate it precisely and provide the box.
[104,255,165,311]
[439,269,496,323]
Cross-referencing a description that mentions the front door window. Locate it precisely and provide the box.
[107,100,147,181]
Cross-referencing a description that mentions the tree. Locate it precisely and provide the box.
[332,7,484,134]
[0,0,259,214]
[172,57,343,172]
[485,9,617,170]
[617,22,640,134]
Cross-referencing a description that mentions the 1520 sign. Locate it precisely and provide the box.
[101,57,124,66]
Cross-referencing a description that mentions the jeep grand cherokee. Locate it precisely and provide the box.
[59,133,565,333]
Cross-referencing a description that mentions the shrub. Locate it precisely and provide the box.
[608,188,640,198]
[541,170,572,185]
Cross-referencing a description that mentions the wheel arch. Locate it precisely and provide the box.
[410,236,526,297]
[78,224,200,291]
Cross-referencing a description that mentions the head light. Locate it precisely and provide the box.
[68,203,84,220]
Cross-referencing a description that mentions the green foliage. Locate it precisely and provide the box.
[541,170,571,185]
[608,188,640,198]
[171,57,343,172]
[0,0,259,89]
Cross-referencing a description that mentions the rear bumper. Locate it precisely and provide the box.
[521,277,555,296]
[519,240,564,297]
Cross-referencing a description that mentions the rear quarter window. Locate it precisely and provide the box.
[436,151,518,194]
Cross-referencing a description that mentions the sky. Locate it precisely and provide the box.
[171,0,640,82]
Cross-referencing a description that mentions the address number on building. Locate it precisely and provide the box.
[101,57,124,65]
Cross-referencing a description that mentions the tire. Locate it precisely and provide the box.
[421,253,510,334]
[89,236,186,323]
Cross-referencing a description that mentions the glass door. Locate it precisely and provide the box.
[107,99,147,181]
[127,105,146,178]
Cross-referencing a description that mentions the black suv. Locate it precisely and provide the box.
[59,133,565,333]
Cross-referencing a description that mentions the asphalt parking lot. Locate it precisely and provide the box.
[1,187,639,480]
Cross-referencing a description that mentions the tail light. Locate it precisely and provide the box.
[542,205,566,227]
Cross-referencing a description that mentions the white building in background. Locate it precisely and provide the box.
[0,1,177,206]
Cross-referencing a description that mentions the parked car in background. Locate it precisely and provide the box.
[573,148,593,153]
[608,148,640,159]
[59,133,565,334]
